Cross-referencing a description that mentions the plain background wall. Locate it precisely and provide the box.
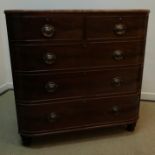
[0,0,155,99]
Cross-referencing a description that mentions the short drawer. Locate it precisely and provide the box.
[14,67,140,102]
[17,94,139,133]
[11,41,144,72]
[6,14,83,41]
[86,15,147,40]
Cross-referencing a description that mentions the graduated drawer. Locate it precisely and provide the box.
[14,67,141,102]
[86,14,148,40]
[11,41,144,72]
[5,14,83,41]
[17,94,139,133]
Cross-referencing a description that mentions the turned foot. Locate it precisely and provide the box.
[126,122,136,132]
[21,136,32,146]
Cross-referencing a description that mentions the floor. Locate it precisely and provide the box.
[0,90,155,155]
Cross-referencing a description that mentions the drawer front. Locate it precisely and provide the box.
[14,67,140,101]
[6,15,83,41]
[6,13,148,41]
[86,15,147,40]
[17,94,139,133]
[11,41,144,72]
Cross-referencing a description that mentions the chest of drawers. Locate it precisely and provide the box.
[5,10,149,146]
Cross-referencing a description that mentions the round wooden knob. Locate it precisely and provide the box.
[43,52,56,64]
[45,82,58,93]
[113,50,124,61]
[112,77,121,87]
[114,23,126,36]
[41,24,55,38]
[48,112,58,123]
[112,105,119,113]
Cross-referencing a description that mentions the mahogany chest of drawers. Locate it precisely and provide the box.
[5,10,149,145]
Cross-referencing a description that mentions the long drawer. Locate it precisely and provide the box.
[11,41,144,72]
[5,11,148,41]
[17,94,139,133]
[14,67,141,102]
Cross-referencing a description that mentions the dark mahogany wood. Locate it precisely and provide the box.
[86,15,147,40]
[17,94,139,134]
[5,10,149,145]
[21,136,32,146]
[14,66,140,102]
[11,41,144,72]
[126,122,137,131]
[5,10,149,41]
[5,14,83,41]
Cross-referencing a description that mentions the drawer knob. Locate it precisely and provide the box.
[114,23,126,36]
[43,52,56,64]
[48,112,58,123]
[45,82,58,93]
[112,77,121,87]
[113,50,124,61]
[42,24,55,38]
[112,105,119,113]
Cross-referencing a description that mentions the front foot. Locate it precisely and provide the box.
[126,122,136,132]
[21,136,32,146]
